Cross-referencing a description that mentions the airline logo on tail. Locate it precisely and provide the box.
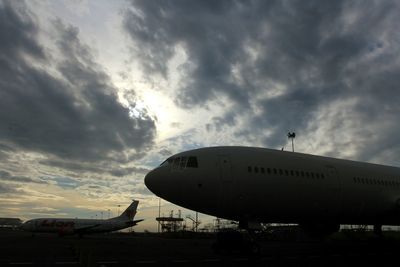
[119,200,139,221]
[125,210,136,220]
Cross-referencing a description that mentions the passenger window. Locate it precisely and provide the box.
[187,156,198,168]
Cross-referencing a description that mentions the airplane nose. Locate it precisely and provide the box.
[144,168,182,204]
[144,169,162,196]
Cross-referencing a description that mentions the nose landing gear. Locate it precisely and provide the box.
[211,228,261,255]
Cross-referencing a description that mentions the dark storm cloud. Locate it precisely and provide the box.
[124,0,257,108]
[0,1,156,164]
[0,0,45,61]
[41,159,149,177]
[124,0,400,161]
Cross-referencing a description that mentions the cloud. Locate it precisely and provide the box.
[0,170,47,184]
[0,0,45,61]
[40,158,150,178]
[45,176,81,189]
[0,1,156,166]
[0,183,18,194]
[124,0,400,162]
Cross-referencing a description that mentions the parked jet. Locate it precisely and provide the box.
[21,200,143,236]
[145,146,400,235]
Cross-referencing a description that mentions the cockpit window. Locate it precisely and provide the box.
[172,157,181,169]
[180,157,187,169]
[160,157,173,167]
[160,155,198,170]
[187,156,198,168]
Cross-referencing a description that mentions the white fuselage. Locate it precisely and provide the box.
[21,200,141,235]
[21,217,132,235]
[145,146,400,227]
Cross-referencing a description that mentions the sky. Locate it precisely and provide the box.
[0,0,400,232]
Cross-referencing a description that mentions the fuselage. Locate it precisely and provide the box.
[145,146,400,227]
[21,218,134,235]
[20,200,141,235]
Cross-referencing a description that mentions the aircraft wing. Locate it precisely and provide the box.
[74,224,102,233]
[133,219,144,225]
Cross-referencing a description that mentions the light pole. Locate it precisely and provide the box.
[287,132,296,152]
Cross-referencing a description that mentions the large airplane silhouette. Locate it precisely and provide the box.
[21,200,143,236]
[145,146,400,235]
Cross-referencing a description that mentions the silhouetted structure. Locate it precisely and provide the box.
[287,132,296,152]
[156,217,184,232]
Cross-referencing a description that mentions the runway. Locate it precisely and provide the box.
[0,228,399,266]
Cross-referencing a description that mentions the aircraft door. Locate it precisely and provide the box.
[218,155,234,217]
[219,156,232,182]
[324,165,342,217]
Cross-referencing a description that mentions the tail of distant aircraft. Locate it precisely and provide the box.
[117,200,139,221]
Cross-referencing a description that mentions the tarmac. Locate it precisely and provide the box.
[0,228,400,266]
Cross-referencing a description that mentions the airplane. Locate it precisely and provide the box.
[20,200,143,236]
[145,146,400,236]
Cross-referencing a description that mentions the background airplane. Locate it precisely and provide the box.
[21,200,143,236]
[145,146,400,236]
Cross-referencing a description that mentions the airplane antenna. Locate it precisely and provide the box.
[287,132,296,152]
[158,198,161,233]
